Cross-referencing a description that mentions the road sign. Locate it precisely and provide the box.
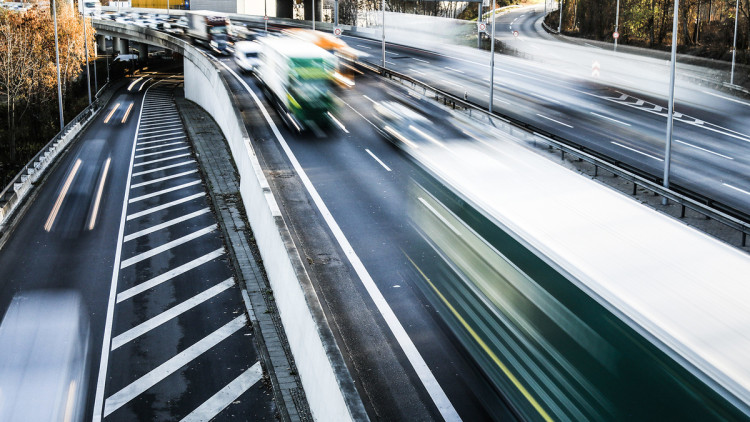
[333,27,342,36]
[264,15,269,20]
[478,22,486,32]
[613,31,620,39]
[513,30,519,37]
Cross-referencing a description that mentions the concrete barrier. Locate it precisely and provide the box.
[183,48,366,422]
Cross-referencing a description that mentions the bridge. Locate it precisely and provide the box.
[1,5,750,421]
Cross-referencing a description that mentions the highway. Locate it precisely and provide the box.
[0,73,274,421]
[337,6,750,216]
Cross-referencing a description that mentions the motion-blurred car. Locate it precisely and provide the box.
[234,41,261,73]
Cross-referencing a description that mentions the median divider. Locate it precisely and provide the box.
[182,47,368,422]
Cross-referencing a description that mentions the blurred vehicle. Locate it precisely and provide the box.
[233,41,261,74]
[371,100,438,149]
[186,10,230,55]
[78,0,101,15]
[232,24,259,41]
[163,16,188,34]
[0,290,91,422]
[256,37,338,132]
[283,28,358,88]
[111,53,139,77]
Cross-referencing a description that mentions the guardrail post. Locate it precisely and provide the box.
[743,232,747,247]
[632,182,637,195]
[680,204,686,218]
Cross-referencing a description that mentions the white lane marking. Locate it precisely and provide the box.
[702,90,750,107]
[103,103,120,124]
[138,136,187,145]
[590,112,632,126]
[409,68,426,75]
[363,95,377,104]
[445,66,464,74]
[412,57,429,63]
[386,60,397,66]
[128,180,201,203]
[675,140,734,160]
[723,183,750,196]
[112,278,234,350]
[611,141,664,161]
[410,125,449,151]
[418,197,460,236]
[328,112,349,133]
[441,79,462,88]
[124,208,210,242]
[130,169,198,189]
[138,115,180,124]
[486,94,511,105]
[365,149,392,172]
[134,146,189,159]
[536,113,573,128]
[139,131,186,141]
[136,141,186,152]
[88,157,112,230]
[217,60,461,422]
[139,127,185,136]
[120,225,216,268]
[356,44,372,49]
[117,248,224,303]
[134,153,191,167]
[121,103,135,124]
[132,160,195,177]
[103,315,246,417]
[126,193,204,221]
[93,81,157,422]
[139,118,182,128]
[180,362,263,422]
[384,125,419,149]
[44,158,82,232]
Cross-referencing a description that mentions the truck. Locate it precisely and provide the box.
[256,37,338,133]
[185,11,230,55]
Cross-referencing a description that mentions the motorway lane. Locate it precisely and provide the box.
[213,57,520,420]
[0,82,144,421]
[342,28,750,214]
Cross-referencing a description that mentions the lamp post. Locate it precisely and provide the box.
[614,0,620,51]
[731,0,740,85]
[382,0,386,68]
[83,13,92,105]
[663,0,680,199]
[312,0,316,30]
[558,0,562,33]
[53,0,64,130]
[489,0,496,113]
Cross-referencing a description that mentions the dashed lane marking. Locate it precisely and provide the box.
[126,192,204,220]
[365,149,392,172]
[611,141,663,161]
[111,278,234,350]
[116,248,224,303]
[675,140,734,160]
[124,208,210,242]
[103,314,247,417]
[180,361,263,422]
[536,113,573,128]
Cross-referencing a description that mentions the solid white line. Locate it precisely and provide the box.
[675,140,733,160]
[134,146,189,159]
[139,131,186,141]
[702,90,750,107]
[611,141,664,161]
[139,115,180,124]
[116,248,224,303]
[124,208,210,242]
[217,60,461,422]
[723,183,750,196]
[365,149,392,172]
[139,119,182,129]
[126,193,204,220]
[111,278,234,350]
[590,112,631,126]
[134,153,191,167]
[445,66,465,74]
[103,315,246,417]
[129,180,201,203]
[328,112,349,133]
[92,81,155,422]
[120,225,216,268]
[180,362,262,422]
[130,169,198,189]
[132,160,195,177]
[536,113,573,128]
[138,136,187,145]
[139,127,185,136]
[136,141,185,152]
[88,157,112,230]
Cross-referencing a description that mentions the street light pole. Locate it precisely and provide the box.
[489,0,496,113]
[558,0,563,33]
[84,13,92,105]
[382,0,386,68]
[663,0,680,198]
[312,0,316,30]
[731,0,740,85]
[264,0,268,32]
[53,0,64,130]
[614,0,620,51]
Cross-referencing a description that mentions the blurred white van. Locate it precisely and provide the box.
[234,41,261,73]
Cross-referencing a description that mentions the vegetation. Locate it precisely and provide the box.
[547,0,749,62]
[0,2,94,187]
[333,0,525,24]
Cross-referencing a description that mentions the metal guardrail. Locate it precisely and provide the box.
[0,87,109,229]
[350,60,750,247]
